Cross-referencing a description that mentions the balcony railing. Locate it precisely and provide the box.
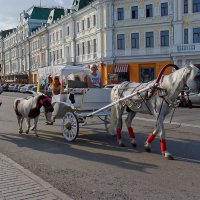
[177,44,195,52]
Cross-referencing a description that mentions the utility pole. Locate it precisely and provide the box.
[40,0,41,7]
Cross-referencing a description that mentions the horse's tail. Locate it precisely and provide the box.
[108,85,119,135]
[14,99,21,116]
[108,105,117,135]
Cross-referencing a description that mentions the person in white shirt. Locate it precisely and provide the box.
[86,64,102,88]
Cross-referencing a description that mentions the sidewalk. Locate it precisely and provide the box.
[0,153,72,200]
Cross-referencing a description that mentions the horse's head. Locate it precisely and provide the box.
[185,64,200,91]
[39,95,54,112]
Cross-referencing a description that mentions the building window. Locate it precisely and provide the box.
[93,39,97,53]
[93,15,96,26]
[146,4,153,17]
[193,28,200,43]
[67,26,70,36]
[60,30,62,40]
[193,0,200,12]
[140,67,155,83]
[82,42,85,55]
[60,49,62,59]
[131,33,139,48]
[88,41,90,54]
[160,30,169,47]
[56,32,59,41]
[77,22,79,32]
[161,3,168,16]
[131,6,138,19]
[82,20,85,31]
[184,0,188,13]
[184,29,188,44]
[117,34,125,50]
[146,32,154,48]
[87,17,90,29]
[77,44,80,56]
[117,8,124,20]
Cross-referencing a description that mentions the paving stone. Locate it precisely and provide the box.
[0,153,72,200]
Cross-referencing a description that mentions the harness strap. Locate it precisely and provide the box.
[161,96,180,108]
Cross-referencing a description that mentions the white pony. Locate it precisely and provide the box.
[109,64,200,159]
[14,94,54,136]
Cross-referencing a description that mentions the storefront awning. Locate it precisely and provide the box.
[115,64,128,73]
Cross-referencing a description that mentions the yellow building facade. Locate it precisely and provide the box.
[99,0,174,84]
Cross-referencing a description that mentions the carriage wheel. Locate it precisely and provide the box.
[61,111,79,142]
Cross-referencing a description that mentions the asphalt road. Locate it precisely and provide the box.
[0,92,200,200]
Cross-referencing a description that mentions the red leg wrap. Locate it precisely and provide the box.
[160,139,167,152]
[116,128,122,140]
[128,127,135,139]
[146,133,156,143]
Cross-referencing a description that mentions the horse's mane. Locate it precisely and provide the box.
[29,95,43,109]
[28,95,45,118]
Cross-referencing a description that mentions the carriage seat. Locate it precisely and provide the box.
[68,80,88,88]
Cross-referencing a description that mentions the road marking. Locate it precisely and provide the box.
[134,116,200,128]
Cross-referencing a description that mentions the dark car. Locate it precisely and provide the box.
[2,83,9,91]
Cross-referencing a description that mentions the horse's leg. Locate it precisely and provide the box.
[158,117,174,160]
[144,125,159,152]
[19,117,24,134]
[30,119,35,131]
[144,100,161,152]
[125,111,136,147]
[33,117,39,137]
[115,104,125,147]
[25,118,31,134]
[18,116,23,134]
[144,115,174,160]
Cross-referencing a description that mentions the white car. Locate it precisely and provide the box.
[179,90,200,106]
[189,92,200,105]
[20,84,35,93]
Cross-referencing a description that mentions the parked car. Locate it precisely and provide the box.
[27,86,37,93]
[8,83,16,92]
[2,83,9,91]
[18,84,25,92]
[0,84,3,94]
[13,84,20,92]
[188,91,200,105]
[20,84,35,93]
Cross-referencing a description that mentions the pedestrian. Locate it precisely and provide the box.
[86,64,102,88]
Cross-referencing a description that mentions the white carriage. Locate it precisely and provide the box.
[37,65,112,142]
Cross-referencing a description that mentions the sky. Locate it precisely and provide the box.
[0,0,74,30]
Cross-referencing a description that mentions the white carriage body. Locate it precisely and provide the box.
[37,65,112,120]
[51,88,111,119]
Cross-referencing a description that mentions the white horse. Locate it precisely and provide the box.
[109,64,200,159]
[14,94,54,136]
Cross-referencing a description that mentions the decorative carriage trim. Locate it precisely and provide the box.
[115,64,129,73]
